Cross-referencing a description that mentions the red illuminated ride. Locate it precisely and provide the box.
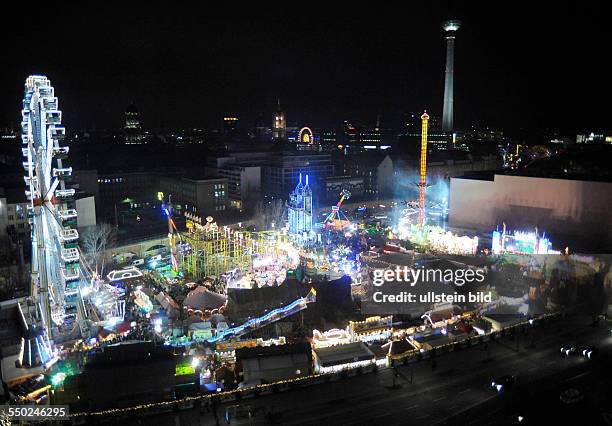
[324,190,351,229]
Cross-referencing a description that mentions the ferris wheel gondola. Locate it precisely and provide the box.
[21,75,81,340]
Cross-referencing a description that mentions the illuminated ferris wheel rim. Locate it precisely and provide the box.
[22,75,80,330]
[298,127,314,144]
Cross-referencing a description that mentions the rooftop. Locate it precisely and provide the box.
[456,145,612,183]
[313,342,375,367]
[382,338,417,356]
[236,342,311,359]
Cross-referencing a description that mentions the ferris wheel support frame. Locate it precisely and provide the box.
[22,75,81,342]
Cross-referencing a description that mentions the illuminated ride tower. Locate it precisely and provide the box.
[324,189,351,229]
[442,20,461,133]
[419,111,429,227]
[162,195,179,273]
[287,173,313,243]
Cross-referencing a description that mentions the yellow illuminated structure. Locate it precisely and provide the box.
[348,315,393,342]
[181,214,292,279]
[298,127,314,144]
[419,111,429,227]
[272,99,286,140]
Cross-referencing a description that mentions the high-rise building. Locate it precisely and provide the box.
[342,121,384,150]
[406,112,441,133]
[404,113,449,151]
[272,100,286,140]
[343,121,358,146]
[576,132,612,144]
[263,153,334,198]
[216,164,261,210]
[157,175,228,213]
[358,128,383,148]
[442,20,461,133]
[320,129,337,145]
[207,151,333,199]
[223,116,239,142]
[253,115,271,143]
[336,153,394,197]
[124,103,144,144]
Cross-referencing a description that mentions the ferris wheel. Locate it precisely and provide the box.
[22,75,81,339]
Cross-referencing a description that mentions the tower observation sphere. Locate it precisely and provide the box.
[442,20,461,33]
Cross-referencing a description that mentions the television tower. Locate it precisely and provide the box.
[442,20,461,133]
[419,111,429,227]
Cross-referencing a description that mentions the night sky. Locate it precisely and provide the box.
[1,2,607,136]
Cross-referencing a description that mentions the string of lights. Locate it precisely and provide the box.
[68,311,559,418]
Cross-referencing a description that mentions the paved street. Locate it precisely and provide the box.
[108,315,611,426]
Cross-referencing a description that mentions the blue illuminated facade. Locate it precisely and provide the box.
[287,173,314,241]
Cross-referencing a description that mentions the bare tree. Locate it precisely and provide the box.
[251,201,265,229]
[251,199,286,230]
[267,198,286,229]
[80,223,116,277]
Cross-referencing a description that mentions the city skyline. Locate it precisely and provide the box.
[2,3,612,423]
[0,3,608,136]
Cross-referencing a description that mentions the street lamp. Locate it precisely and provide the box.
[527,319,536,348]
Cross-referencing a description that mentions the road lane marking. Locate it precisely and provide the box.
[432,396,446,402]
[457,388,471,394]
[405,405,419,410]
[563,372,591,382]
[374,413,391,418]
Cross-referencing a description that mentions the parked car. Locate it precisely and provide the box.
[147,254,162,262]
